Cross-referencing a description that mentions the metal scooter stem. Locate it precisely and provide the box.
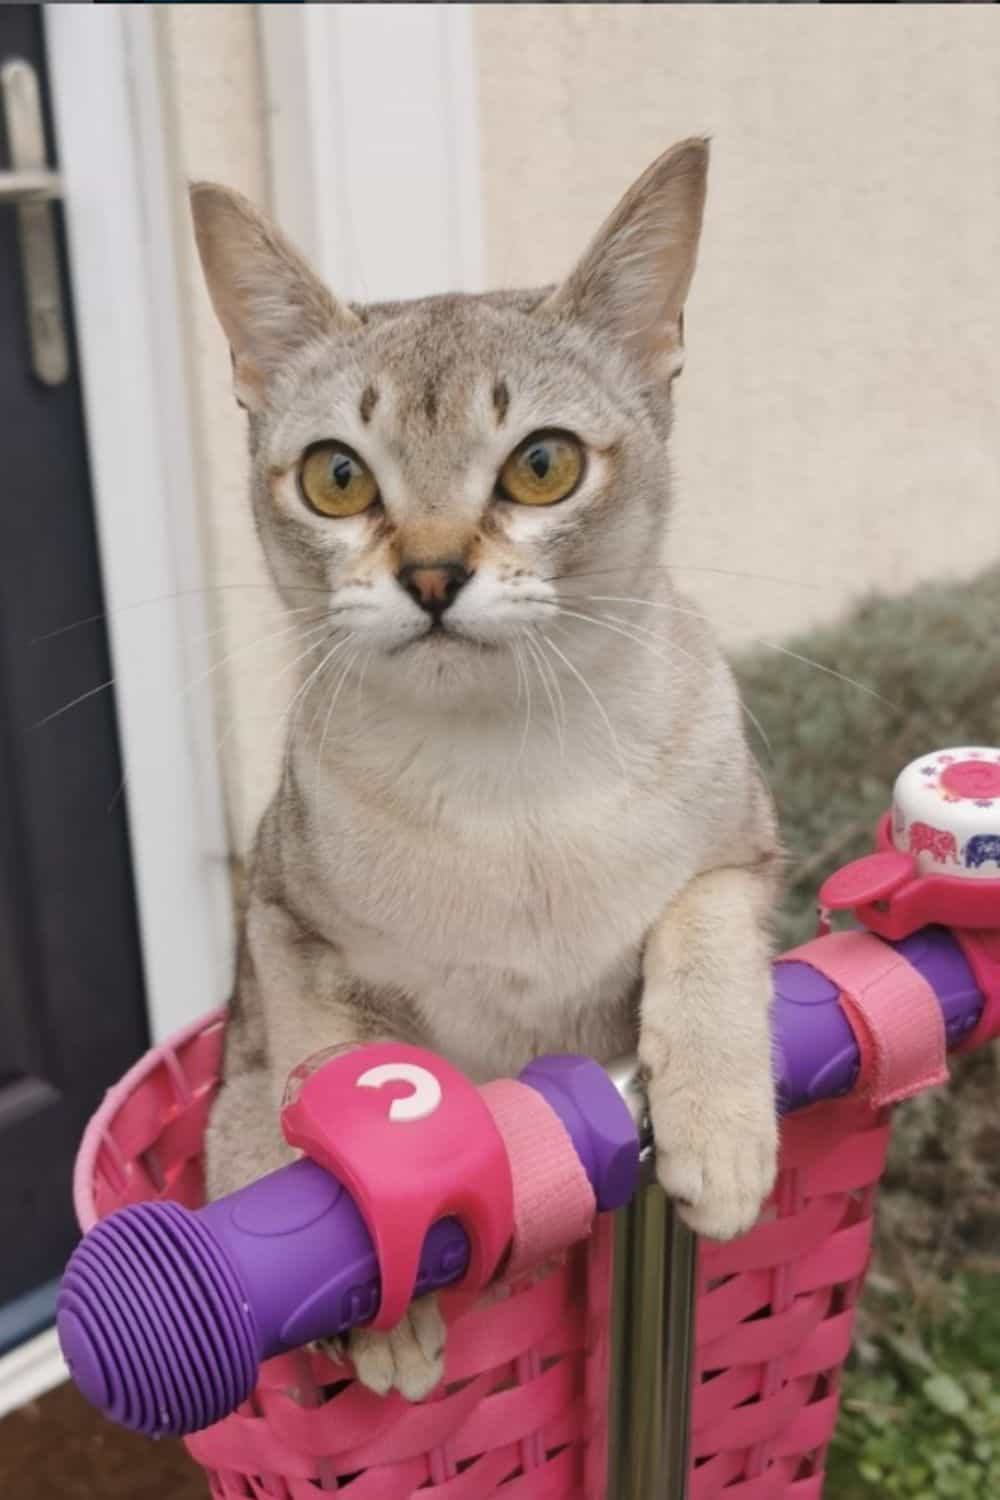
[605,1058,698,1500]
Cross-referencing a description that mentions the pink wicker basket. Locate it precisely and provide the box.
[75,1011,895,1499]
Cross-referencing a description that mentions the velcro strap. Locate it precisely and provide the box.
[480,1079,596,1279]
[785,931,948,1107]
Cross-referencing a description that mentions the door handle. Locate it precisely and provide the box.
[1,58,69,385]
[0,167,61,204]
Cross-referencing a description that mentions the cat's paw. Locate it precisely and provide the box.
[646,1074,777,1241]
[319,1296,445,1402]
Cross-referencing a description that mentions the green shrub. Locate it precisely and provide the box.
[826,1275,1000,1498]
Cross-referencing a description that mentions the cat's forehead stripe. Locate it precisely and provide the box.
[359,384,378,424]
[492,380,510,425]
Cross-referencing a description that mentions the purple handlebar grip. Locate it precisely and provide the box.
[57,1056,637,1437]
[59,925,987,1438]
[774,925,982,1111]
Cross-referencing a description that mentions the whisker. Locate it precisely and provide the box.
[211,628,342,783]
[354,647,374,715]
[34,676,115,730]
[32,584,333,645]
[177,615,335,717]
[751,639,896,708]
[586,592,721,614]
[578,593,716,626]
[543,563,827,592]
[583,606,773,761]
[523,630,565,761]
[541,633,631,804]
[512,640,533,762]
[556,607,774,784]
[585,595,896,709]
[553,606,683,666]
[314,643,364,803]
[511,636,526,710]
[36,610,333,733]
[279,633,357,748]
[106,617,339,812]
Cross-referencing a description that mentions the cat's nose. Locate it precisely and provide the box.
[398,561,470,620]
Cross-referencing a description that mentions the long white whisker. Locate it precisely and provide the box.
[35,676,116,729]
[104,615,334,816]
[541,633,631,805]
[278,633,357,748]
[585,595,894,708]
[749,639,895,708]
[580,606,773,761]
[354,647,374,715]
[544,563,825,593]
[33,584,333,645]
[513,640,533,762]
[179,600,327,659]
[511,635,526,709]
[169,613,336,720]
[523,630,565,761]
[211,623,347,767]
[578,593,712,623]
[314,644,364,804]
[37,610,331,732]
[554,606,683,666]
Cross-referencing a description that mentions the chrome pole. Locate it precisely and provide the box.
[605,1059,699,1499]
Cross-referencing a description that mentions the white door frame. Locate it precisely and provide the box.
[259,3,486,302]
[44,6,235,1045]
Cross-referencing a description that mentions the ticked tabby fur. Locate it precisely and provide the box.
[192,139,780,1399]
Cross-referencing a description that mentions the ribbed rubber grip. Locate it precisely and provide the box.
[57,1201,259,1437]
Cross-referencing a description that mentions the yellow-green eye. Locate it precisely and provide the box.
[497,430,584,507]
[300,443,379,517]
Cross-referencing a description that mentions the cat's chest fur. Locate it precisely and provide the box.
[277,726,699,1077]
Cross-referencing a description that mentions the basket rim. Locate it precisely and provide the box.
[73,1007,227,1233]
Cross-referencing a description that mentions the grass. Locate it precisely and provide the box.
[731,563,1000,1497]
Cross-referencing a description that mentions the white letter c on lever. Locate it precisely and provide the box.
[356,1062,443,1122]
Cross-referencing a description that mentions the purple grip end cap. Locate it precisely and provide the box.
[519,1055,639,1212]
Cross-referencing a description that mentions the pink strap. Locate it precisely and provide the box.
[480,1079,596,1281]
[786,931,948,1107]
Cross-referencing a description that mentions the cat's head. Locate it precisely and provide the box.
[191,140,708,700]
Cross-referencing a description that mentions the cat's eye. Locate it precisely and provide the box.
[299,442,379,518]
[497,430,584,507]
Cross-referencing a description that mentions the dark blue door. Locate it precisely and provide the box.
[0,4,147,1343]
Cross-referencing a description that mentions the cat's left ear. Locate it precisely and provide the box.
[542,137,709,385]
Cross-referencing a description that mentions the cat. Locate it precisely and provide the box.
[192,137,780,1401]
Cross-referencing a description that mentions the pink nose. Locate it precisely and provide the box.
[397,562,470,619]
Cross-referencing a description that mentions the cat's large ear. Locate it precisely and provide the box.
[189,183,360,411]
[542,138,709,385]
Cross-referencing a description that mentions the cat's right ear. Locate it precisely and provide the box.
[189,183,359,412]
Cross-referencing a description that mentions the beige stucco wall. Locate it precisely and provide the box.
[475,4,1000,649]
[160,5,1000,857]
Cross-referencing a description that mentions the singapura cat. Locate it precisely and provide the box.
[193,138,781,1400]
